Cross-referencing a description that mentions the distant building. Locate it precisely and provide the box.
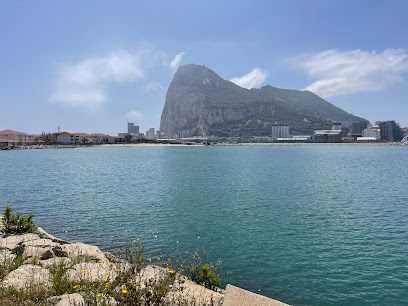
[351,121,368,136]
[90,133,109,143]
[56,132,75,144]
[145,128,155,140]
[378,121,403,142]
[332,122,342,130]
[313,130,342,142]
[362,125,380,140]
[0,130,29,144]
[271,125,289,140]
[75,133,91,144]
[128,123,139,135]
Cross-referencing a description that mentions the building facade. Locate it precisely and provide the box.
[352,121,368,136]
[362,125,381,140]
[271,125,289,140]
[332,122,342,130]
[378,121,403,142]
[128,123,139,135]
[313,130,342,142]
[0,130,29,144]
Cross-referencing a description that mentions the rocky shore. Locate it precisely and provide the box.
[0,224,289,305]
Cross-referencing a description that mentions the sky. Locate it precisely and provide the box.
[1,0,407,134]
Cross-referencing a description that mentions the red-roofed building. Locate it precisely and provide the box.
[0,130,29,144]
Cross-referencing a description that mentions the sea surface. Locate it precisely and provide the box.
[1,145,408,305]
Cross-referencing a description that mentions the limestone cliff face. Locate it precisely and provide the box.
[160,64,366,137]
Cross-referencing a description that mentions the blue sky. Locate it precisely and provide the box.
[1,0,407,134]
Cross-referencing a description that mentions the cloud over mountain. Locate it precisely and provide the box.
[297,49,408,98]
[230,68,268,89]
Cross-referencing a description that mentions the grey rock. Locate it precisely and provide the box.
[23,246,54,260]
[0,233,40,250]
[0,264,52,289]
[223,284,290,306]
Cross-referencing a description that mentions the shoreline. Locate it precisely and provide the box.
[1,141,406,151]
[0,221,289,305]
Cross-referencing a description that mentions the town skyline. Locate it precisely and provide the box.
[1,1,408,134]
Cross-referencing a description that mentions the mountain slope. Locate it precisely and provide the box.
[160,64,366,137]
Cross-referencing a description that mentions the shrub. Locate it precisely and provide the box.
[189,250,221,290]
[2,205,37,234]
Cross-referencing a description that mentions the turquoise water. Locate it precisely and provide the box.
[1,145,408,305]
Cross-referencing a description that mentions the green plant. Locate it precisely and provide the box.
[188,250,221,290]
[2,206,37,234]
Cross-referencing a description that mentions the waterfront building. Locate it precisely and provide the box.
[362,125,381,140]
[313,130,342,142]
[332,122,342,130]
[352,121,368,136]
[0,130,29,144]
[56,132,75,144]
[377,121,403,142]
[271,125,289,140]
[75,133,91,144]
[90,133,109,143]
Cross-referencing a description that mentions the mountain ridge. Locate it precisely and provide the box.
[160,64,366,137]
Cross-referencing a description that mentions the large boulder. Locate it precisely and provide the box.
[223,284,290,306]
[168,278,224,305]
[22,238,60,248]
[66,261,119,282]
[0,233,40,250]
[40,256,72,269]
[61,243,108,263]
[23,246,54,260]
[0,264,52,289]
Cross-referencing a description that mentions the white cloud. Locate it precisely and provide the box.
[49,50,146,108]
[230,68,269,89]
[145,81,165,93]
[125,110,144,122]
[170,52,185,71]
[296,49,408,98]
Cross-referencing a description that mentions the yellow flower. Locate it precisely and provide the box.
[73,285,79,289]
[121,289,127,294]
[105,283,109,287]
[66,277,69,280]
[116,269,120,272]
[82,269,87,273]
[95,277,98,280]
[97,294,101,297]
[98,260,102,263]
[103,278,106,282]
[106,274,110,278]
[167,270,174,274]
[110,262,114,265]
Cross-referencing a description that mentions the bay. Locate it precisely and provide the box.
[1,145,407,305]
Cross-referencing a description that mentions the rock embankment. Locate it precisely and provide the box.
[0,226,289,305]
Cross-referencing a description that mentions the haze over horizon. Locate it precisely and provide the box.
[1,0,407,134]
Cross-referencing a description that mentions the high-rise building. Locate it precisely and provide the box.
[271,125,289,140]
[378,121,403,142]
[127,123,139,135]
[352,121,368,135]
[332,122,342,130]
